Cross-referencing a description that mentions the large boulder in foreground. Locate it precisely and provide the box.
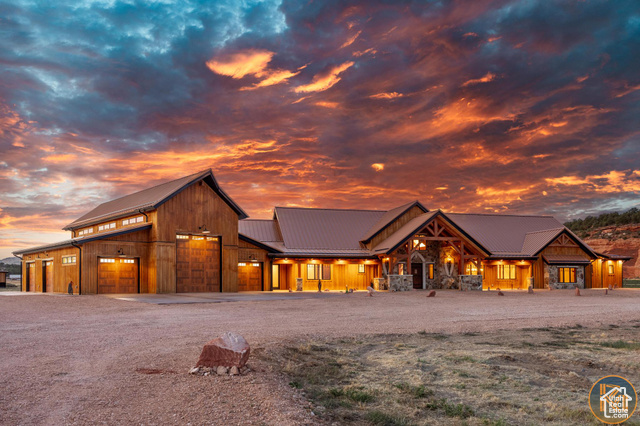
[196,332,250,368]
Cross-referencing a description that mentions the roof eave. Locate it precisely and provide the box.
[238,234,282,253]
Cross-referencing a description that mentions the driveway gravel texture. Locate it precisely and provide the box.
[1,288,639,425]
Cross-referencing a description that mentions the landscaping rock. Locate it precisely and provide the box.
[189,367,200,375]
[366,286,375,296]
[575,287,581,296]
[217,366,229,375]
[528,286,534,294]
[427,290,436,297]
[229,366,240,376]
[196,331,251,368]
[498,291,504,296]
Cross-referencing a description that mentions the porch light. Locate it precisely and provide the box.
[117,248,126,258]
[198,225,210,234]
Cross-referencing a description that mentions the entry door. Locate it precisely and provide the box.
[238,262,262,291]
[98,258,139,294]
[411,263,423,289]
[27,263,35,292]
[43,261,54,292]
[272,265,280,290]
[176,236,221,292]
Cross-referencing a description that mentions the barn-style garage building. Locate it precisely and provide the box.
[14,170,246,294]
[14,169,630,294]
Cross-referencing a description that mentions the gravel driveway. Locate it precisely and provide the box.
[1,289,639,425]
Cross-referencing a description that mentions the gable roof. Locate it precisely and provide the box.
[238,219,284,252]
[274,206,385,253]
[360,200,428,242]
[64,169,247,229]
[445,213,566,256]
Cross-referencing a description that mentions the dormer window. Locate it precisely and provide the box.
[98,222,116,231]
[77,228,94,236]
[122,216,144,226]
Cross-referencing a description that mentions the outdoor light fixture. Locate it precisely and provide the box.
[198,225,210,234]
[117,248,125,257]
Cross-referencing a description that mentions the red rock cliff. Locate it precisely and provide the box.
[583,232,640,279]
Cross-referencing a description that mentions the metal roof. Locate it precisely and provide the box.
[274,206,386,251]
[13,222,152,255]
[543,254,592,264]
[446,213,565,255]
[64,169,247,230]
[520,228,565,256]
[239,219,282,242]
[360,200,428,242]
[596,252,633,261]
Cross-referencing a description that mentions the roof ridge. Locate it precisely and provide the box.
[447,212,556,218]
[524,227,565,235]
[275,206,386,213]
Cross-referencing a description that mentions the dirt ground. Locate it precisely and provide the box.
[1,289,640,425]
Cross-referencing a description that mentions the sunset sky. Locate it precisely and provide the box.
[1,0,640,258]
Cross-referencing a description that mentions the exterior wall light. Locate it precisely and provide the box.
[198,225,210,234]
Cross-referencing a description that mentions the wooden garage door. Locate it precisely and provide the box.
[27,263,35,292]
[44,261,54,293]
[176,235,220,292]
[98,258,139,294]
[238,262,262,291]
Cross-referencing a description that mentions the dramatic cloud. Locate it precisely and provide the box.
[1,0,639,257]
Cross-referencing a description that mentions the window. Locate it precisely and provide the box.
[398,263,405,275]
[192,236,204,240]
[558,267,576,283]
[99,258,115,263]
[99,222,116,231]
[608,264,615,275]
[238,262,247,267]
[120,259,135,264]
[307,264,331,280]
[206,237,218,241]
[412,239,426,250]
[98,225,104,231]
[427,263,434,279]
[62,256,76,264]
[123,216,144,226]
[465,263,478,275]
[109,222,116,229]
[77,228,94,236]
[122,219,129,226]
[358,264,365,274]
[251,263,260,267]
[176,235,189,240]
[498,264,516,280]
[136,216,144,223]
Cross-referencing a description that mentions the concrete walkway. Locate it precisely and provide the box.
[101,290,359,304]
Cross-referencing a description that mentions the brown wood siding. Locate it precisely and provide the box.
[80,229,150,294]
[368,206,427,250]
[21,248,81,294]
[155,181,239,292]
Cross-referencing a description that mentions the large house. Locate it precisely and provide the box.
[14,169,629,294]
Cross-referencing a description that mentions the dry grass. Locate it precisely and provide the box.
[259,323,640,425]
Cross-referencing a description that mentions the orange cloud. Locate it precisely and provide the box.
[207,49,299,90]
[461,72,496,87]
[206,50,274,79]
[546,170,640,194]
[370,92,403,99]
[371,163,384,171]
[294,61,354,93]
[315,101,339,108]
[340,30,362,49]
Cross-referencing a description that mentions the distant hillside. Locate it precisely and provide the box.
[565,207,640,279]
[565,207,640,239]
[0,257,21,265]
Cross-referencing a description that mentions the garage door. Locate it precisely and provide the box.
[238,262,262,291]
[27,263,35,292]
[176,235,220,292]
[44,261,54,293]
[98,258,139,294]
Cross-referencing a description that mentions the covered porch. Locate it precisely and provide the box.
[270,258,380,291]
